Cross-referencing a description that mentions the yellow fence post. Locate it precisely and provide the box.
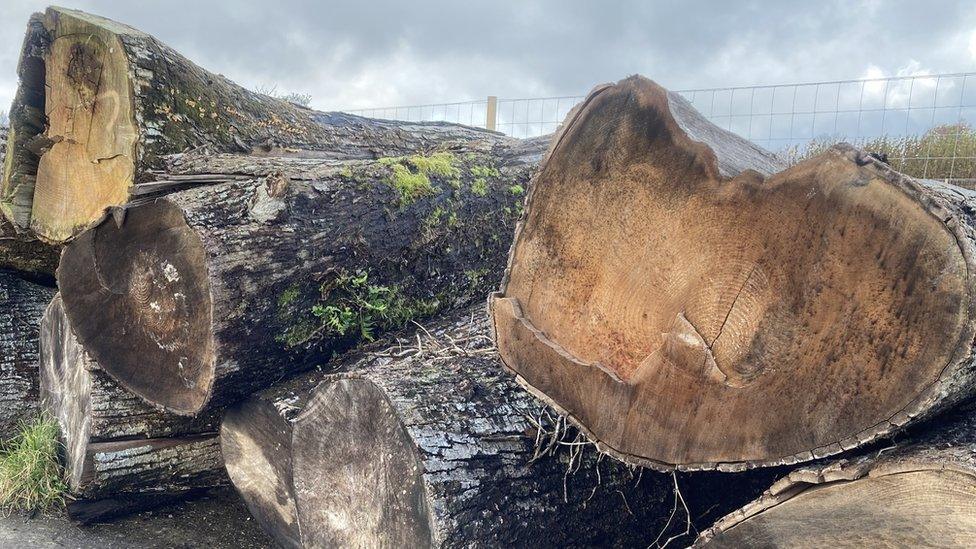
[486,96,498,131]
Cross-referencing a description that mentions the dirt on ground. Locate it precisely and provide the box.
[0,489,273,548]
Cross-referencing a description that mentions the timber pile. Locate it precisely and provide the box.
[2,5,976,547]
[0,5,546,526]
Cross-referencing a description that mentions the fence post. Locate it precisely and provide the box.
[486,96,498,131]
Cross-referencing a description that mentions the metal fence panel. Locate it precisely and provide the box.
[342,72,976,180]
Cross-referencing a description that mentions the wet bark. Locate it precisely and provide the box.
[0,270,54,439]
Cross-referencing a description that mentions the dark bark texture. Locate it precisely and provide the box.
[222,305,775,548]
[59,136,546,416]
[0,270,54,439]
[0,126,59,281]
[39,294,225,523]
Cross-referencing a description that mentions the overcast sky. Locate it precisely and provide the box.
[2,0,975,114]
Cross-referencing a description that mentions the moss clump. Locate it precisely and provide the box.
[465,267,489,289]
[379,152,461,205]
[469,165,500,197]
[0,414,66,513]
[388,164,435,205]
[278,284,300,307]
[470,178,488,197]
[408,152,459,180]
[508,184,525,195]
[471,165,500,178]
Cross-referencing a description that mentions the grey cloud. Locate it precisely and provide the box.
[1,0,975,113]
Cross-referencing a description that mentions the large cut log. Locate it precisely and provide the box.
[57,136,541,416]
[2,7,512,243]
[0,270,54,439]
[39,294,226,523]
[221,305,774,548]
[492,74,976,471]
[696,405,976,547]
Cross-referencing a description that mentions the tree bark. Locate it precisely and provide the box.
[221,305,773,548]
[0,127,60,281]
[0,270,54,439]
[492,74,976,471]
[57,136,543,416]
[39,294,226,523]
[2,7,514,243]
[696,405,976,547]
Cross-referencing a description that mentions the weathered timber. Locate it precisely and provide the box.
[222,305,774,548]
[39,294,226,522]
[697,405,976,547]
[0,127,59,281]
[3,7,511,243]
[493,74,976,471]
[0,270,54,439]
[58,137,542,416]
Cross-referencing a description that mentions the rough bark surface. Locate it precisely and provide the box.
[58,137,543,416]
[697,405,976,547]
[0,270,54,439]
[493,74,976,471]
[2,7,513,243]
[0,127,59,281]
[39,294,226,523]
[222,305,778,548]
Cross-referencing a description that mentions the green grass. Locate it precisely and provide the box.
[789,123,976,180]
[0,414,66,514]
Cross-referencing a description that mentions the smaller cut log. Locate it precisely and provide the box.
[222,305,771,548]
[0,270,54,439]
[696,405,976,548]
[58,137,541,417]
[39,294,226,523]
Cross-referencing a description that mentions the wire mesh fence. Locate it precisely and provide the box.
[342,72,976,181]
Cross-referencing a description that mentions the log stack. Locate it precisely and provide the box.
[1,5,548,526]
[2,6,976,547]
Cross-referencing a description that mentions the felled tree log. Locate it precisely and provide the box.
[0,270,54,439]
[3,7,511,243]
[57,136,540,416]
[696,406,976,547]
[493,74,976,471]
[222,305,770,548]
[39,294,226,523]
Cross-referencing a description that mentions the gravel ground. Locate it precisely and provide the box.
[0,489,273,548]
